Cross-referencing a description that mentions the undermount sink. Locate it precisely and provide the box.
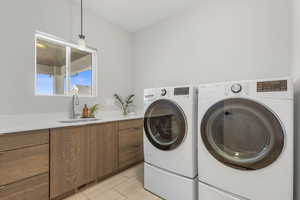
[58,118,100,123]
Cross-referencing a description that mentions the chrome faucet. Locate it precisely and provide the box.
[72,94,81,119]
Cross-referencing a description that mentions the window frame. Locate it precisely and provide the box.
[34,31,98,97]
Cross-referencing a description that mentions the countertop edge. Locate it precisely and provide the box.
[0,114,144,135]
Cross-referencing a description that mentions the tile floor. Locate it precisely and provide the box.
[65,164,162,200]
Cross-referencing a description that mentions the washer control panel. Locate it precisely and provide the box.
[231,84,242,93]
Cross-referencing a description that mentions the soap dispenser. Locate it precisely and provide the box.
[82,104,89,118]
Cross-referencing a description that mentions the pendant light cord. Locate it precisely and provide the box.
[80,0,85,39]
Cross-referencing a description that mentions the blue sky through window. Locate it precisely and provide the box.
[36,74,53,95]
[70,69,92,89]
[36,70,92,95]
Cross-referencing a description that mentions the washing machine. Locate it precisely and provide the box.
[197,78,293,200]
[143,86,198,200]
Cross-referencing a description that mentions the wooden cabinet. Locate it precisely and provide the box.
[50,126,94,199]
[0,130,49,152]
[0,144,49,186]
[0,130,49,200]
[91,122,118,179]
[0,118,144,200]
[137,124,144,161]
[0,173,49,200]
[118,119,144,169]
[47,118,143,199]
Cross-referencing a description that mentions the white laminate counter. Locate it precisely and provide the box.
[0,111,144,135]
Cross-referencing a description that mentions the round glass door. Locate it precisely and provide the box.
[201,98,284,170]
[144,99,187,151]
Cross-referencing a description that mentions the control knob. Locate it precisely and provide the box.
[231,84,242,93]
[161,89,167,96]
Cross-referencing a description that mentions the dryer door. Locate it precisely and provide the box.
[201,98,284,170]
[144,99,187,151]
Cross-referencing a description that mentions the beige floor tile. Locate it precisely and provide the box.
[133,171,144,183]
[114,177,144,196]
[64,193,88,200]
[84,189,126,200]
[119,164,144,179]
[68,164,160,200]
[83,175,128,195]
[125,189,162,200]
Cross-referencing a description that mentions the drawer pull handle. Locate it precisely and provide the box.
[0,152,5,156]
[0,186,6,190]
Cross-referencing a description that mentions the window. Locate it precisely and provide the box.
[35,32,97,96]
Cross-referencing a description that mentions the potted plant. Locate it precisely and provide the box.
[89,104,99,118]
[114,94,135,115]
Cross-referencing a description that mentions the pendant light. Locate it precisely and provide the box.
[78,0,86,48]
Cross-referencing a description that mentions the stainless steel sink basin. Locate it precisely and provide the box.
[58,118,100,123]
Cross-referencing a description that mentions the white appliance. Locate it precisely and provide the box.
[143,86,198,200]
[197,78,293,200]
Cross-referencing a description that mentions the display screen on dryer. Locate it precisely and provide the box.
[257,80,287,92]
[174,87,189,95]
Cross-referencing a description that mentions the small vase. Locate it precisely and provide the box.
[89,113,96,118]
[122,106,129,116]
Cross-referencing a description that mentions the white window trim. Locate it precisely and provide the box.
[34,31,98,97]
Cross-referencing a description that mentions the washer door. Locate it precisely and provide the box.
[144,99,187,151]
[201,98,284,170]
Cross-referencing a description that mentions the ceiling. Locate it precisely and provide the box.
[74,0,198,32]
[37,39,89,67]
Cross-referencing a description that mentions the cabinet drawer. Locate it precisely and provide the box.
[0,173,49,200]
[118,128,143,169]
[119,129,141,151]
[0,130,49,152]
[118,119,143,131]
[0,144,49,186]
[119,152,141,169]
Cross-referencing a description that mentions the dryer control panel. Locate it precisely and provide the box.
[257,80,287,92]
[174,87,190,96]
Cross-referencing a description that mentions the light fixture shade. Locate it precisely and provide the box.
[78,38,86,48]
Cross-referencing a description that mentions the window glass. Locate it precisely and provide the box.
[201,98,284,170]
[36,39,66,95]
[36,74,54,95]
[35,33,97,96]
[144,99,187,151]
[70,48,93,96]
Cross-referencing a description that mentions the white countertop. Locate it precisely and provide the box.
[0,110,144,135]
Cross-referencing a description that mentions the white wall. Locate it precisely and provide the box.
[293,0,300,198]
[134,0,296,197]
[0,0,134,115]
[134,0,292,107]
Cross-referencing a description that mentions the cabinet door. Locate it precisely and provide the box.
[137,126,144,161]
[50,126,93,199]
[118,120,144,169]
[91,122,118,179]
